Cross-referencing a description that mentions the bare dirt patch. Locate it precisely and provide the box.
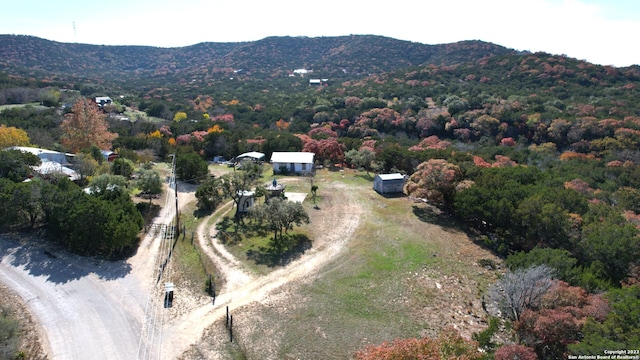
[0,282,48,360]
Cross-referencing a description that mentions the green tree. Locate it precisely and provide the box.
[13,180,44,227]
[506,247,580,285]
[136,169,163,202]
[345,148,377,175]
[569,285,640,354]
[195,176,225,212]
[73,153,99,183]
[176,151,209,183]
[0,149,40,182]
[250,197,309,246]
[515,194,571,249]
[111,157,135,178]
[0,178,20,226]
[56,188,142,257]
[89,174,128,195]
[220,171,256,220]
[579,219,639,285]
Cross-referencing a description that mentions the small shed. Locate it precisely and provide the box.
[373,173,406,194]
[101,150,118,162]
[237,190,255,213]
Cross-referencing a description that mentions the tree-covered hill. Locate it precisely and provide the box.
[0,34,515,83]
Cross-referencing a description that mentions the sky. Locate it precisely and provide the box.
[1,0,639,67]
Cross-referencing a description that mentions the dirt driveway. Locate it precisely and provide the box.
[158,179,363,358]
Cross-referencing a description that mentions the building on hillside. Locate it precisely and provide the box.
[95,96,112,107]
[270,152,315,175]
[7,146,72,164]
[235,151,265,163]
[373,173,406,194]
[33,159,81,181]
[101,150,118,162]
[7,146,79,181]
[309,78,329,86]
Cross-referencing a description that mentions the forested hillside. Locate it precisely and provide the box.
[1,34,639,359]
[0,35,514,83]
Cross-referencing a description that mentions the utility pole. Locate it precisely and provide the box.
[170,154,180,237]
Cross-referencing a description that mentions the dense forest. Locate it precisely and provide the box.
[1,35,639,359]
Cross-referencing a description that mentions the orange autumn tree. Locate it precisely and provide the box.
[355,327,482,360]
[60,98,117,152]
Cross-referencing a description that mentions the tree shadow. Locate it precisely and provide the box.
[377,192,406,199]
[0,235,132,284]
[246,234,312,267]
[354,173,374,181]
[411,204,467,233]
[411,204,499,255]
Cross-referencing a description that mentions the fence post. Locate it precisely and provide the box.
[226,306,229,328]
[229,315,233,343]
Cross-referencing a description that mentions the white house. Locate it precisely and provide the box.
[373,173,406,194]
[270,152,315,175]
[95,96,112,107]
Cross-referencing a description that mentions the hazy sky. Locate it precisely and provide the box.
[1,0,638,67]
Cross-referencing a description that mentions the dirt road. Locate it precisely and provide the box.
[0,238,146,359]
[161,181,363,358]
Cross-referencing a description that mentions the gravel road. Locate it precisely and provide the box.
[0,183,181,360]
[0,239,147,359]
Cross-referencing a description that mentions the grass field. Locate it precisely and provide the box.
[0,103,48,111]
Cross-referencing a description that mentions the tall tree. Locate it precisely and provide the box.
[0,149,40,182]
[60,98,117,152]
[176,151,209,183]
[195,176,225,212]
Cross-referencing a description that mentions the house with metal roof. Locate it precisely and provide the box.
[236,151,265,162]
[270,152,315,175]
